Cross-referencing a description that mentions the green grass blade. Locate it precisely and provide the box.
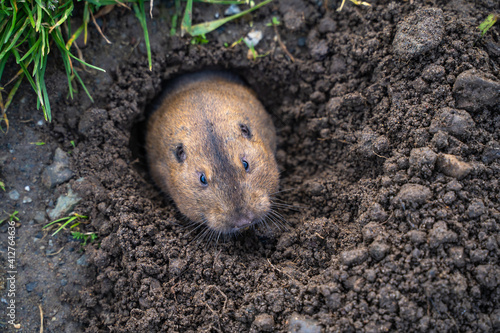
[67,51,106,72]
[6,0,17,40]
[73,70,94,102]
[189,0,273,36]
[133,1,152,70]
[23,2,36,29]
[43,216,71,229]
[194,0,247,3]
[39,52,51,121]
[12,49,45,113]
[171,0,181,36]
[0,19,29,60]
[3,75,23,113]
[35,1,42,32]
[49,0,73,33]
[52,216,77,236]
[0,51,9,81]
[181,0,193,36]
[18,36,42,62]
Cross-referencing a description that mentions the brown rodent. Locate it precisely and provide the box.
[146,72,279,235]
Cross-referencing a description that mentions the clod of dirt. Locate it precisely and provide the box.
[362,222,385,243]
[318,17,336,34]
[448,246,466,267]
[466,199,487,219]
[421,64,446,82]
[41,147,74,188]
[355,127,390,158]
[368,241,390,261]
[491,309,500,329]
[437,153,473,179]
[428,221,457,248]
[340,247,369,266]
[393,184,431,207]
[279,0,308,31]
[288,312,322,333]
[482,141,500,164]
[475,265,500,289]
[393,8,444,60]
[407,230,426,245]
[429,107,475,138]
[453,69,500,112]
[409,147,437,177]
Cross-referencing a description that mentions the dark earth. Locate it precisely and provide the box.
[1,0,500,331]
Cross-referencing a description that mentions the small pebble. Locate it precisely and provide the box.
[77,254,88,267]
[47,186,82,220]
[34,211,46,223]
[253,313,274,332]
[244,30,263,48]
[288,313,322,333]
[22,196,32,204]
[42,148,74,189]
[224,4,241,16]
[437,154,473,180]
[24,186,30,191]
[8,190,20,200]
[26,282,38,292]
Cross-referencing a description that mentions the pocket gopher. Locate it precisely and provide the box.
[146,72,279,236]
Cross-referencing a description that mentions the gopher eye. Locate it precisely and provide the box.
[239,124,252,139]
[199,173,208,186]
[175,144,186,163]
[241,159,249,172]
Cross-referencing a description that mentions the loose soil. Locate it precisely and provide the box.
[1,0,499,332]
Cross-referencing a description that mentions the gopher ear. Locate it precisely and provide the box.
[239,124,252,139]
[174,144,186,163]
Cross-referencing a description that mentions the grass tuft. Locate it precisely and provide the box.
[43,212,89,236]
[0,0,152,124]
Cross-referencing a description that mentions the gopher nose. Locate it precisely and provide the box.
[232,213,255,230]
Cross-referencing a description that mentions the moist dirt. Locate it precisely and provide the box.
[1,0,499,332]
